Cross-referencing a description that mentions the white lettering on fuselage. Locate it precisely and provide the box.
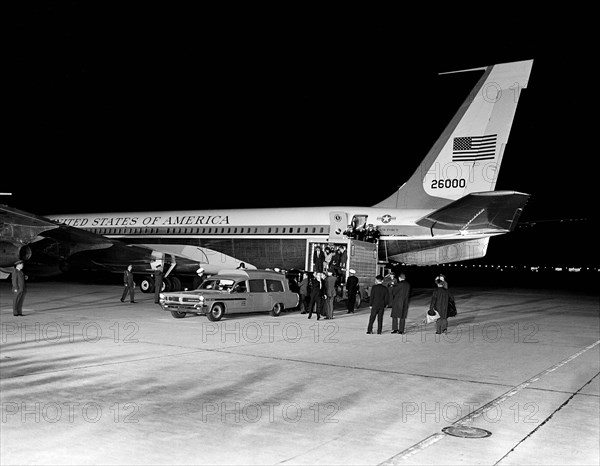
[55,215,230,228]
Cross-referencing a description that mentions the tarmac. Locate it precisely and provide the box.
[0,280,598,465]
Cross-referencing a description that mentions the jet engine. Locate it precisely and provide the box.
[0,241,32,267]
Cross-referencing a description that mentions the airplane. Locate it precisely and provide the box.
[1,59,533,292]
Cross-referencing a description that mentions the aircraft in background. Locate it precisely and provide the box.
[1,59,533,291]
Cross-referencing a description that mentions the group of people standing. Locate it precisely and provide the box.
[343,223,380,243]
[366,272,410,334]
[366,272,455,335]
[297,268,360,320]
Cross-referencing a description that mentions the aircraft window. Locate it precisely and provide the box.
[304,227,308,233]
[248,279,266,292]
[312,227,316,233]
[268,228,272,233]
[254,228,258,233]
[320,227,324,233]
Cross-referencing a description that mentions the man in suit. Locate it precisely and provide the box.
[307,273,323,320]
[346,269,359,313]
[12,260,26,316]
[120,264,136,303]
[324,270,337,319]
[391,273,411,334]
[313,245,325,273]
[298,272,309,314]
[367,275,390,334]
[153,264,164,304]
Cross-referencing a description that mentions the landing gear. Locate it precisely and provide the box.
[140,276,155,293]
[140,275,183,293]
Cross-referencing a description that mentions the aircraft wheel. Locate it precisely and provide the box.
[140,276,155,293]
[206,303,224,322]
[162,277,172,292]
[170,276,182,291]
[270,303,283,316]
[170,311,186,319]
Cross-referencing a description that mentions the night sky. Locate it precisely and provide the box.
[4,5,597,266]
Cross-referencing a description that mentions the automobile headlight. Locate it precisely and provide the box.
[198,295,205,302]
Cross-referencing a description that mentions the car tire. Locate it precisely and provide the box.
[170,311,186,319]
[206,303,224,322]
[270,303,283,317]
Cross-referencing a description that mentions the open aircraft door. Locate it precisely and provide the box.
[328,211,348,242]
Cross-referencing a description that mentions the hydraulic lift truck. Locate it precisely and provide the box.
[305,238,378,308]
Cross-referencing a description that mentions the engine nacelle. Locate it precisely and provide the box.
[0,241,32,267]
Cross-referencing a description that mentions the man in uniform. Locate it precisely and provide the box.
[12,260,26,316]
[192,267,206,289]
[120,264,136,303]
[346,269,359,313]
[153,263,164,304]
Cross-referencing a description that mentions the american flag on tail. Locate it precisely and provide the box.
[452,134,497,162]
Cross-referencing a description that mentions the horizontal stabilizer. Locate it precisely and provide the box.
[416,191,530,232]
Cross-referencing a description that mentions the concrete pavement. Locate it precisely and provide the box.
[1,281,598,465]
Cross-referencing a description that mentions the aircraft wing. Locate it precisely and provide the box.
[1,204,118,268]
[1,204,62,243]
[0,205,197,273]
[415,191,530,233]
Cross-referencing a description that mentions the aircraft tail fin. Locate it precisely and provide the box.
[374,59,533,210]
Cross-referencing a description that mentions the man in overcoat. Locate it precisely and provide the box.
[12,260,26,316]
[367,275,390,334]
[390,273,411,334]
[430,278,453,334]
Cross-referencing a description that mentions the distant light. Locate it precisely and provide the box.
[554,267,563,272]
[568,267,581,272]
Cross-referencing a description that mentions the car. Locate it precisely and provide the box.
[159,269,299,320]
